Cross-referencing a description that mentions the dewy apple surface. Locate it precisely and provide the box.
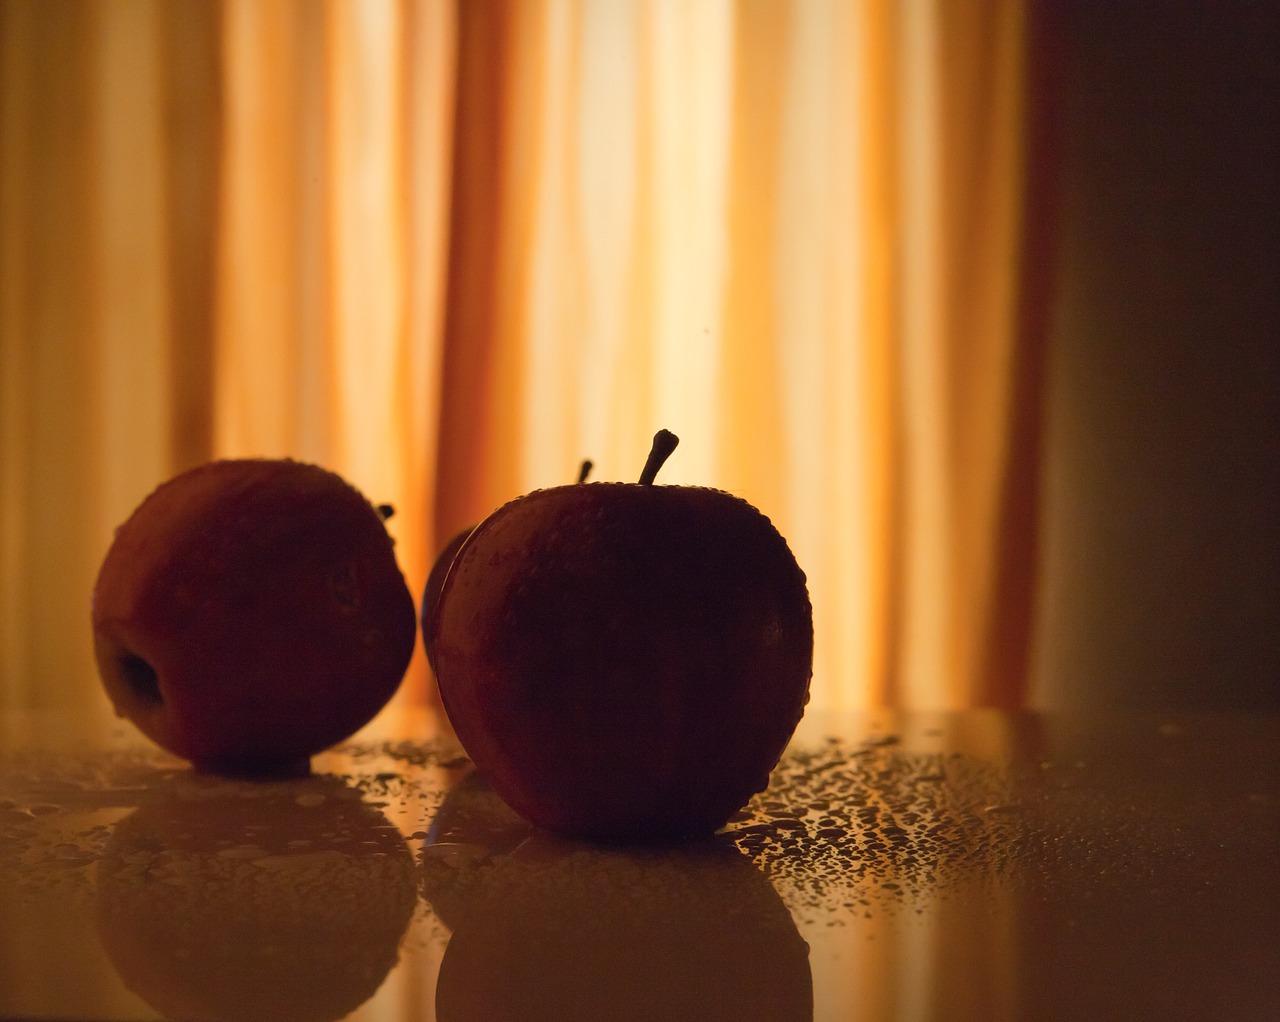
[429,430,815,844]
[90,458,417,774]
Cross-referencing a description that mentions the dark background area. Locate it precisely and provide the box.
[1033,2,1279,711]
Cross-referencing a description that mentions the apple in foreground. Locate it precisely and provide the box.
[429,431,813,842]
[91,458,417,773]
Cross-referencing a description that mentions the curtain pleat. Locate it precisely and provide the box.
[158,0,221,469]
[435,0,535,535]
[2,0,178,719]
[893,0,1038,707]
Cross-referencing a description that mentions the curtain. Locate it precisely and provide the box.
[1,0,1049,721]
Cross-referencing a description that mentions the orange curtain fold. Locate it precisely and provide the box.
[934,0,1037,707]
[434,0,541,538]
[3,0,179,718]
[896,0,1041,708]
[718,0,791,505]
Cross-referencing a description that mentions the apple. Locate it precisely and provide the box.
[428,430,813,842]
[432,835,813,1022]
[91,458,417,773]
[422,459,593,674]
[422,525,473,674]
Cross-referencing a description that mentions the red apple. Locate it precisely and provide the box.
[429,431,813,842]
[91,458,417,773]
[422,460,592,674]
[422,525,474,674]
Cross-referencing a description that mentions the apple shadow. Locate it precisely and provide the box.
[420,773,813,1022]
[96,773,416,1022]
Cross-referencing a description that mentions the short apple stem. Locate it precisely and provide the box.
[639,429,679,485]
[577,460,593,484]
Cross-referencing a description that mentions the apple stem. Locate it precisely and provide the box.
[638,429,679,485]
[577,459,593,484]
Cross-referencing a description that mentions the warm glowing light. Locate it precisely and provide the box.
[1,0,1035,717]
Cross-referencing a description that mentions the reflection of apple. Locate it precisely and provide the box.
[426,767,533,856]
[92,459,417,773]
[429,431,813,842]
[419,768,535,931]
[434,835,812,1022]
[97,775,416,1022]
[422,460,593,674]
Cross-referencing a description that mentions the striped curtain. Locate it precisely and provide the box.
[1,0,1050,720]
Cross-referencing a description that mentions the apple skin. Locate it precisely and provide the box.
[91,458,417,773]
[423,463,591,674]
[421,524,474,673]
[429,480,813,843]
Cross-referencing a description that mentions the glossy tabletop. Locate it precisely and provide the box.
[2,705,1277,1021]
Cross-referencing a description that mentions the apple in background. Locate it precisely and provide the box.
[429,431,813,843]
[422,459,592,674]
[421,525,473,674]
[92,458,417,774]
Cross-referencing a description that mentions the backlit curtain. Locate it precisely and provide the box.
[1,0,1048,721]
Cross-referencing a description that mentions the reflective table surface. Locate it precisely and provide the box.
[2,705,1277,1021]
